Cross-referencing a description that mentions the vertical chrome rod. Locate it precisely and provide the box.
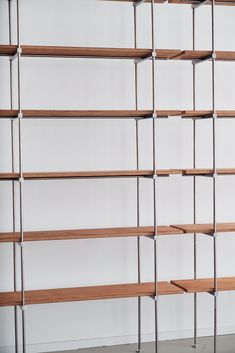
[151,1,158,352]
[134,5,142,353]
[192,7,198,350]
[8,1,19,352]
[211,0,217,352]
[16,0,26,351]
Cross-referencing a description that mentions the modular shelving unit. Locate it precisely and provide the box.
[1,0,235,352]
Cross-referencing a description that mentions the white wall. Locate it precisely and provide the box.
[1,0,235,352]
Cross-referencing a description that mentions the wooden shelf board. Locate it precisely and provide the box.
[1,169,235,180]
[171,277,235,293]
[2,109,235,119]
[0,110,182,119]
[2,45,235,61]
[171,222,235,234]
[0,225,183,243]
[0,169,182,180]
[112,0,166,3]
[0,282,183,307]
[182,168,235,175]
[182,110,235,118]
[169,0,235,5]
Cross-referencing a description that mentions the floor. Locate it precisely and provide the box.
[56,335,235,353]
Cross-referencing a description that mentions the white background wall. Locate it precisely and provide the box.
[1,0,235,352]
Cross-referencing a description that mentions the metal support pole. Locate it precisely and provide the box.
[192,7,198,350]
[211,0,218,352]
[8,1,19,352]
[151,1,159,352]
[134,5,142,353]
[16,1,27,352]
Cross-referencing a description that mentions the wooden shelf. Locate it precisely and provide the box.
[1,169,235,180]
[169,0,235,5]
[0,225,183,243]
[173,50,235,61]
[2,222,235,244]
[0,169,182,180]
[0,109,182,119]
[2,109,235,119]
[171,222,235,234]
[171,277,235,293]
[2,45,235,60]
[182,168,235,176]
[182,110,235,118]
[0,282,183,307]
[0,45,180,59]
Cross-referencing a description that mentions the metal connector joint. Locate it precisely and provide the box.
[17,241,25,247]
[212,53,217,60]
[153,112,157,119]
[17,46,22,55]
[18,112,23,119]
[19,305,27,311]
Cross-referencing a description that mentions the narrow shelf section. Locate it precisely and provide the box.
[182,110,235,118]
[171,277,235,293]
[169,0,235,5]
[171,222,235,234]
[0,225,183,243]
[0,170,181,180]
[0,282,183,307]
[1,110,235,119]
[182,168,235,175]
[173,50,235,61]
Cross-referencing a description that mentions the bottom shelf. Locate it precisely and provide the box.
[0,282,183,307]
[171,277,235,293]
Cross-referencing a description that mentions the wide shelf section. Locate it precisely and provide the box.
[171,277,235,293]
[1,45,235,61]
[0,282,183,307]
[0,225,183,243]
[1,222,235,243]
[0,170,181,181]
[0,109,181,119]
[1,110,235,119]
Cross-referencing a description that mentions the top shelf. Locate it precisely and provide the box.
[1,45,235,61]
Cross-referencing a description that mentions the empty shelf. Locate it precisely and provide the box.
[169,0,235,5]
[182,168,235,175]
[173,50,235,61]
[182,110,235,118]
[0,282,183,307]
[171,277,235,293]
[171,222,235,234]
[2,109,235,119]
[2,45,235,60]
[0,109,182,119]
[0,169,182,180]
[0,45,180,59]
[0,226,183,243]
